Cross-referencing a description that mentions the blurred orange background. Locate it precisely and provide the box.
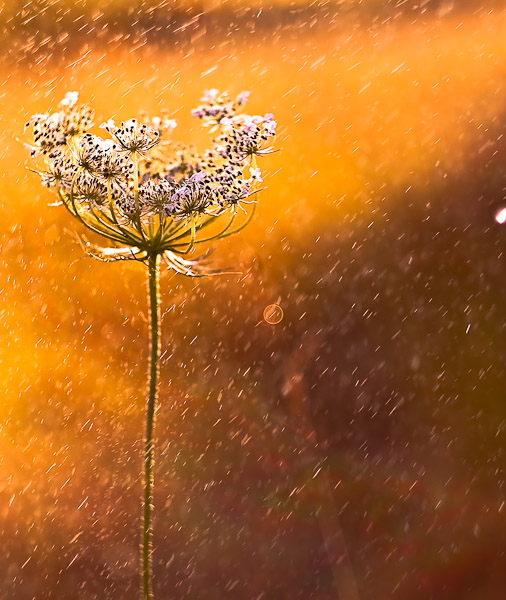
[2,1,506,599]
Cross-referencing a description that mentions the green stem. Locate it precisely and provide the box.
[133,152,147,243]
[141,253,161,600]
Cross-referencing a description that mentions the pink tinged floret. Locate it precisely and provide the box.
[47,113,61,127]
[24,143,38,156]
[201,88,219,102]
[219,117,233,130]
[249,167,263,182]
[100,119,116,130]
[263,120,277,135]
[241,116,256,133]
[213,142,226,153]
[236,91,250,105]
[31,113,48,123]
[97,138,116,151]
[192,171,205,183]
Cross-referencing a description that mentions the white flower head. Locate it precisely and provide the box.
[26,89,276,267]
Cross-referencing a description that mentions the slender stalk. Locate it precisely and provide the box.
[141,253,161,600]
[133,152,147,243]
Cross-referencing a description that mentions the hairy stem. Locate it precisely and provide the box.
[141,253,161,600]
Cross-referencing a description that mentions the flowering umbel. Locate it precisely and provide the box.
[26,89,276,275]
[25,89,276,600]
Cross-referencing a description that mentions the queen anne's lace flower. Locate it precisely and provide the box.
[101,118,160,155]
[26,90,276,274]
[25,89,277,600]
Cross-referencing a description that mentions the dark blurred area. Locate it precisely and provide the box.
[1,0,504,63]
[1,1,506,599]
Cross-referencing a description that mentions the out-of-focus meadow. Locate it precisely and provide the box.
[2,1,506,598]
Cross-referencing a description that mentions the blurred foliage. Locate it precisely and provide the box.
[1,0,501,52]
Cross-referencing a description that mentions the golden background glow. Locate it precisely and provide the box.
[2,2,506,598]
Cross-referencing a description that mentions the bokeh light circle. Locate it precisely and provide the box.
[263,304,283,324]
